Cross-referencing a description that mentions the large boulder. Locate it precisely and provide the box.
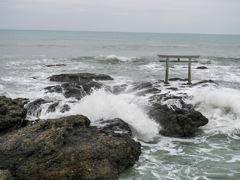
[0,96,28,132]
[48,73,114,83]
[0,115,141,179]
[148,104,208,137]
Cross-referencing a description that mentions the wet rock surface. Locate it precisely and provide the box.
[48,73,114,83]
[25,99,70,118]
[0,115,141,180]
[44,81,103,100]
[148,104,208,137]
[197,66,208,69]
[126,80,210,137]
[99,118,133,137]
[0,96,28,132]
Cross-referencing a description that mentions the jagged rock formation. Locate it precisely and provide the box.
[0,113,141,179]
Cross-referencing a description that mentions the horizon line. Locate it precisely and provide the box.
[0,28,239,36]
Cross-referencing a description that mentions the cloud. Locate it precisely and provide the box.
[0,0,239,34]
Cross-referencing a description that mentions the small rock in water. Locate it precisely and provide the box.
[197,66,208,69]
[46,64,66,67]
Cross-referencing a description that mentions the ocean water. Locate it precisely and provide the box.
[1,30,240,179]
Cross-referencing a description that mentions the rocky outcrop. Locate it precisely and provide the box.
[0,96,28,133]
[48,73,114,83]
[44,81,103,100]
[0,115,141,180]
[148,104,208,137]
[110,80,209,137]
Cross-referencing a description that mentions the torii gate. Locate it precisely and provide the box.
[158,55,200,85]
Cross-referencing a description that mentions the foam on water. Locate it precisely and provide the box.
[139,62,164,72]
[191,87,240,134]
[68,88,159,142]
[31,88,159,142]
[96,55,138,62]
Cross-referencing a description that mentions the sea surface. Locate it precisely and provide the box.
[0,30,240,179]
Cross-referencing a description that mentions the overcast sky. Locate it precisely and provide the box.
[0,0,239,34]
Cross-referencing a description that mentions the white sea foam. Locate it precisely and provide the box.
[96,55,138,62]
[64,88,159,142]
[31,88,159,142]
[140,62,163,71]
[191,87,240,134]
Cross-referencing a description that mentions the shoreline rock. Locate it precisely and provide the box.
[0,96,28,133]
[48,73,114,83]
[44,81,104,100]
[0,115,141,179]
[148,104,208,137]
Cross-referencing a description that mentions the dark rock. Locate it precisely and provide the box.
[0,115,141,179]
[148,104,208,137]
[197,66,208,69]
[166,87,178,91]
[0,96,28,132]
[25,99,71,118]
[47,102,59,113]
[15,98,30,105]
[128,82,160,96]
[25,99,48,118]
[99,118,133,137]
[169,78,188,81]
[192,80,216,86]
[47,103,70,114]
[60,104,70,113]
[48,73,114,83]
[46,64,66,67]
[111,84,128,95]
[44,81,103,100]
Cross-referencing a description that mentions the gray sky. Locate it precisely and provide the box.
[0,0,240,34]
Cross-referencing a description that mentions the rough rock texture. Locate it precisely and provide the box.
[0,115,141,180]
[0,169,13,180]
[48,73,114,83]
[99,118,133,137]
[25,99,70,118]
[44,81,103,100]
[0,96,27,132]
[148,104,208,137]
